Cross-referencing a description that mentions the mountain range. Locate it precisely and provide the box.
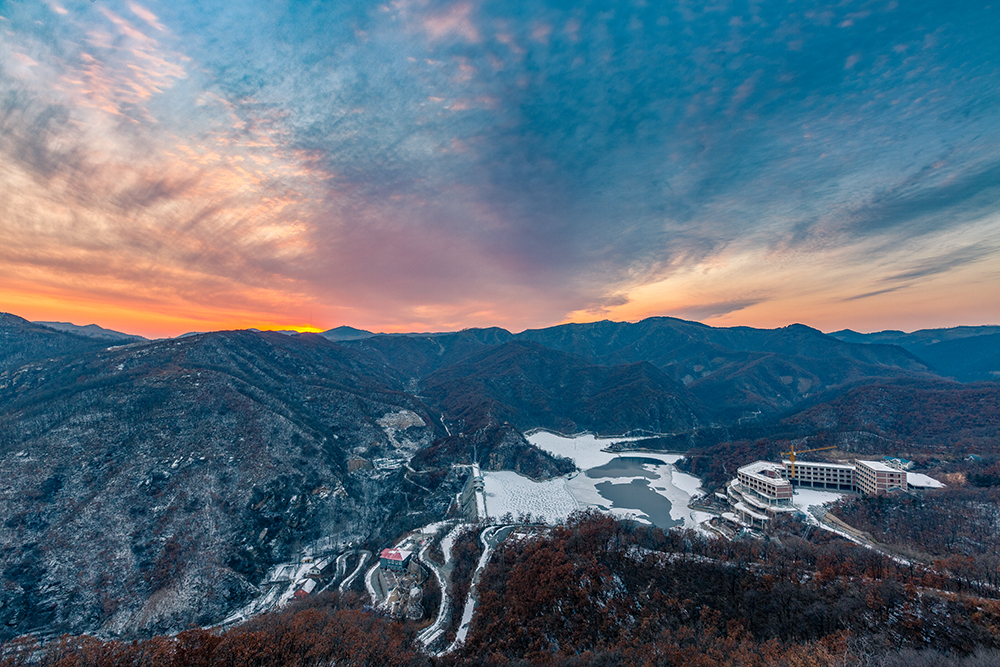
[1,312,998,641]
[830,326,1000,382]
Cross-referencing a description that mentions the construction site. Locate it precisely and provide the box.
[724,444,938,529]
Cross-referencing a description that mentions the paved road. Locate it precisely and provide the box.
[416,537,454,647]
[340,550,370,593]
[443,525,515,654]
[335,551,351,581]
[365,557,383,603]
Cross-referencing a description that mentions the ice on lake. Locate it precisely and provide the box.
[482,471,579,523]
[482,431,710,530]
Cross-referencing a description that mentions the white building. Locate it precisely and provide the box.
[725,456,931,529]
[782,459,856,491]
[854,459,906,495]
[726,461,797,528]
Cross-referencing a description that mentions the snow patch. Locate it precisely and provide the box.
[791,488,844,512]
[377,409,425,430]
[907,472,945,488]
[669,465,704,498]
[439,524,464,565]
[483,471,578,523]
[529,431,642,470]
[419,521,450,534]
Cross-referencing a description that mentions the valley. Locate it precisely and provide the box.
[1,312,999,665]
[4,0,998,661]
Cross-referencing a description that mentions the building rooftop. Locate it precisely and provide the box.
[738,461,791,484]
[380,548,413,562]
[907,472,945,488]
[855,459,900,473]
[782,459,855,470]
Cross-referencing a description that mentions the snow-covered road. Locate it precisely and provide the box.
[443,525,514,655]
[339,550,370,593]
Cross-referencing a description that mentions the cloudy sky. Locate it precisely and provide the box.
[1,0,998,337]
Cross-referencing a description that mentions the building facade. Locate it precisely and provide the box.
[726,461,797,528]
[379,548,413,571]
[782,460,856,491]
[854,459,906,495]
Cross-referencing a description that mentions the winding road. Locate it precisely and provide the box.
[339,550,370,593]
[416,541,451,647]
[443,525,514,654]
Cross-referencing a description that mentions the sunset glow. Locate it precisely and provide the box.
[2,1,999,337]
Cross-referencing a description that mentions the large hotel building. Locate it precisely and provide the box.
[725,458,908,528]
[786,458,906,496]
[726,461,798,528]
[781,460,856,491]
[853,460,907,496]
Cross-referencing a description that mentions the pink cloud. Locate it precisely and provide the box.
[531,22,552,44]
[564,18,581,41]
[423,3,480,43]
[495,32,524,55]
[128,3,166,33]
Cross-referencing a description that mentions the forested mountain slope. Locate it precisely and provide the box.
[421,341,702,435]
[516,318,934,420]
[341,318,937,427]
[31,321,146,343]
[0,312,993,643]
[830,325,1000,382]
[0,313,111,372]
[7,514,1000,667]
[0,331,449,641]
[783,379,1000,453]
[458,514,1000,665]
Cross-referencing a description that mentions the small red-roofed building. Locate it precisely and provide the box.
[293,578,317,599]
[379,548,413,571]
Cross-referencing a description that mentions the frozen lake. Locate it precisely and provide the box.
[482,431,711,530]
[586,456,667,479]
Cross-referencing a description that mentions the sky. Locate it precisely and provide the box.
[1,0,998,338]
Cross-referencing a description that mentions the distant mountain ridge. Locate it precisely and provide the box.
[830,324,1000,345]
[340,317,934,425]
[319,325,376,341]
[0,313,110,371]
[829,325,1000,381]
[512,318,932,422]
[33,320,146,343]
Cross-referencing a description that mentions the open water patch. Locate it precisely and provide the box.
[528,432,708,530]
[593,478,681,529]
[585,456,666,479]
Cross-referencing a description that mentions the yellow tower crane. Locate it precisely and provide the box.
[780,443,838,480]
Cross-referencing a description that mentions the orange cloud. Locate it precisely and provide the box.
[565,223,1000,333]
[0,8,339,338]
